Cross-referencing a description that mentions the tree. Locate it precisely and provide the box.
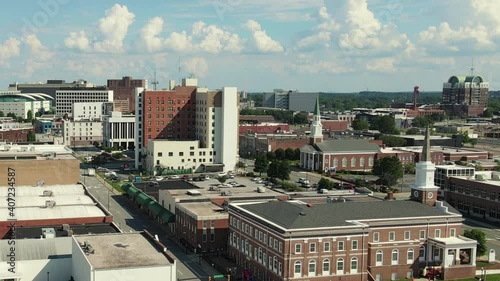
[411,116,432,128]
[275,148,286,160]
[26,110,33,121]
[217,176,227,184]
[293,148,301,161]
[373,156,403,187]
[266,151,276,161]
[285,148,295,161]
[91,155,107,167]
[267,161,279,179]
[352,119,369,130]
[484,108,494,118]
[370,115,399,134]
[0,111,4,117]
[470,138,478,148]
[27,131,36,142]
[276,161,291,181]
[380,136,406,147]
[35,111,42,118]
[293,113,309,125]
[6,113,16,119]
[406,128,420,135]
[318,178,334,190]
[463,229,487,256]
[254,155,269,176]
[112,152,124,159]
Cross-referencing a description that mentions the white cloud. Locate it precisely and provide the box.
[196,23,244,54]
[164,31,194,52]
[0,38,21,61]
[245,20,284,53]
[418,22,494,51]
[23,34,53,61]
[294,6,339,51]
[140,17,164,52]
[365,58,397,72]
[64,4,135,53]
[181,57,209,78]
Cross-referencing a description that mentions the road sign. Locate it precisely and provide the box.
[213,275,224,278]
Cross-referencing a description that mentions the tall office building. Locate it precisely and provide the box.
[55,90,113,117]
[442,75,489,117]
[8,79,96,104]
[107,76,147,113]
[134,78,239,173]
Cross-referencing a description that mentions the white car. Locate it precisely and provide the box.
[252,177,261,182]
[155,176,164,181]
[169,175,180,179]
[218,172,227,177]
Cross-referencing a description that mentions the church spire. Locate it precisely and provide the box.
[422,125,431,162]
[309,96,323,144]
[314,96,320,116]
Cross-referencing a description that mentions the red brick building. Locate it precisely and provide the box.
[140,86,197,148]
[107,76,146,113]
[321,120,349,131]
[0,127,34,142]
[239,123,291,134]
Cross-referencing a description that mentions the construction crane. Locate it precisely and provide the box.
[413,86,420,110]
[151,71,159,90]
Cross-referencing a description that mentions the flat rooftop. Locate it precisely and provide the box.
[167,184,283,201]
[402,135,452,141]
[380,146,487,154]
[450,171,500,187]
[12,223,119,239]
[0,205,105,221]
[0,143,76,160]
[0,194,94,208]
[75,232,171,269]
[0,184,86,197]
[134,180,195,201]
[177,202,228,220]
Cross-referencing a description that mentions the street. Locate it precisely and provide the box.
[464,218,500,259]
[81,170,219,280]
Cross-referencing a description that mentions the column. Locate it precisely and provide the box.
[471,247,476,266]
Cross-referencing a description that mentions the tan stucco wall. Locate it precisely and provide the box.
[0,159,80,186]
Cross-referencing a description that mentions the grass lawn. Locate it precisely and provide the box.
[476,261,497,268]
[454,274,500,281]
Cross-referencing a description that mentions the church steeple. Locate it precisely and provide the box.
[410,126,439,206]
[309,96,323,144]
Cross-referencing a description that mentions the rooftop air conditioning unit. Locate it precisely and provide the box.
[62,224,70,231]
[475,174,487,181]
[45,200,56,208]
[42,190,53,197]
[492,173,500,181]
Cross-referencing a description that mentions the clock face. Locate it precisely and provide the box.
[413,191,419,198]
[427,192,434,199]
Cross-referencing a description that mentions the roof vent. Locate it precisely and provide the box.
[475,174,487,181]
[45,200,56,208]
[493,173,500,181]
[42,190,53,197]
[299,212,306,216]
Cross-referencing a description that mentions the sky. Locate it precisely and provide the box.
[0,0,499,92]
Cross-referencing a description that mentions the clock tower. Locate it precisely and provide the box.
[410,126,439,206]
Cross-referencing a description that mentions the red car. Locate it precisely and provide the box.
[424,267,441,279]
[181,175,189,180]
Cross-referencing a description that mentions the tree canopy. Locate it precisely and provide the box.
[254,155,269,175]
[352,119,369,130]
[373,156,403,187]
[370,115,399,134]
[463,229,487,256]
[380,136,406,147]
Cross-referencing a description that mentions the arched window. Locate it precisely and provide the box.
[369,157,374,166]
[351,257,358,273]
[322,259,330,275]
[407,248,414,264]
[360,157,365,168]
[294,261,302,277]
[419,246,426,262]
[342,157,347,168]
[376,250,383,266]
[351,157,356,167]
[333,158,338,168]
[273,256,277,271]
[392,249,399,265]
[308,260,316,276]
[336,258,344,274]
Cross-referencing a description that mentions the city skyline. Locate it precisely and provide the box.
[0,0,499,92]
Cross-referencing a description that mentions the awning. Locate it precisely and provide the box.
[161,210,175,223]
[136,192,153,206]
[126,186,140,199]
[122,184,131,192]
[147,201,166,216]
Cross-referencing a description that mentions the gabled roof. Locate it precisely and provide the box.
[238,200,461,230]
[313,139,380,153]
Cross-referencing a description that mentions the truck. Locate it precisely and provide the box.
[87,168,96,176]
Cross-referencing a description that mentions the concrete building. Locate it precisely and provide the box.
[72,232,176,281]
[0,143,80,185]
[34,115,64,135]
[107,76,147,113]
[72,102,106,121]
[239,123,291,134]
[263,90,319,112]
[135,78,239,173]
[8,79,97,102]
[55,90,113,117]
[63,119,103,147]
[0,90,53,117]
[442,75,489,117]
[229,128,478,281]
[0,184,113,237]
[102,111,135,149]
[434,165,475,199]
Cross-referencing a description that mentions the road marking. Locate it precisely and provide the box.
[177,270,184,275]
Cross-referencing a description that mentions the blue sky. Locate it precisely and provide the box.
[1,0,499,92]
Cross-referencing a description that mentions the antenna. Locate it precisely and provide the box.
[470,58,475,76]
[151,71,159,90]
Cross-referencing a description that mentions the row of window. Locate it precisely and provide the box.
[293,258,357,276]
[295,240,356,254]
[147,99,188,105]
[449,183,497,200]
[373,228,455,242]
[329,157,374,168]
[230,234,283,276]
[158,151,212,157]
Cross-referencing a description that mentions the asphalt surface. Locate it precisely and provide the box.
[81,170,220,280]
[463,218,500,260]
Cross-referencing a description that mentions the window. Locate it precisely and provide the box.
[294,261,302,277]
[273,257,277,271]
[391,249,399,265]
[450,228,456,237]
[407,248,414,264]
[404,231,410,240]
[342,157,347,168]
[336,258,344,274]
[369,157,374,166]
[360,157,365,167]
[351,157,356,167]
[419,230,426,239]
[308,260,316,276]
[373,232,380,242]
[389,232,395,241]
[338,241,344,251]
[322,259,330,275]
[376,250,383,266]
[295,244,302,254]
[324,242,330,252]
[435,229,441,238]
[157,152,163,157]
[309,243,316,253]
[351,257,358,273]
[351,240,358,250]
[419,246,425,262]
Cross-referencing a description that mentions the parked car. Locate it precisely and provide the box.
[155,176,164,181]
[181,175,189,180]
[169,175,180,179]
[298,177,306,183]
[251,177,261,182]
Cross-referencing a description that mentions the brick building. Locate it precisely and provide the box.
[107,76,147,113]
[239,123,291,134]
[321,120,349,131]
[239,134,309,157]
[229,128,477,281]
[442,75,489,118]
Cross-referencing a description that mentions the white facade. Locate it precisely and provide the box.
[0,101,51,119]
[72,102,105,121]
[102,111,135,149]
[145,140,213,174]
[63,120,103,146]
[55,90,113,116]
[215,87,239,172]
